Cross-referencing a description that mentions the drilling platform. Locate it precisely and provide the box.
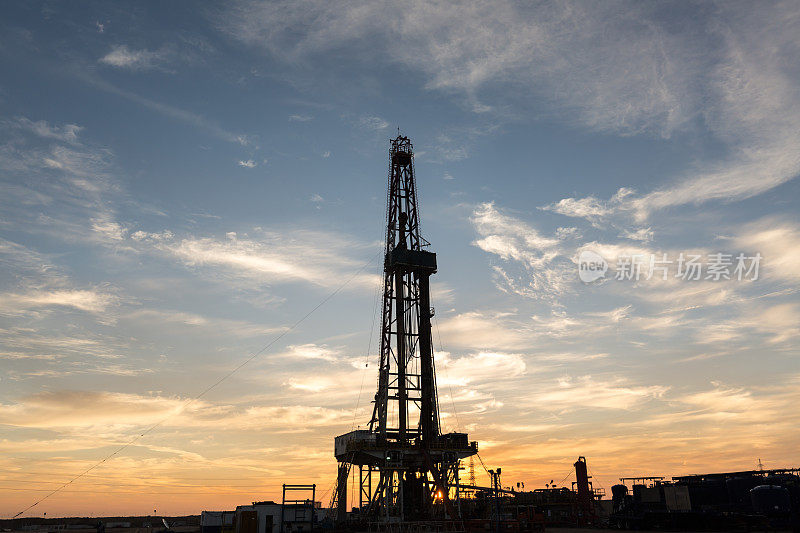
[332,135,478,524]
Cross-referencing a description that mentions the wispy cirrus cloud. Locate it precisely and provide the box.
[0,390,350,432]
[6,117,83,143]
[0,238,55,274]
[218,1,698,137]
[0,116,127,245]
[77,73,251,146]
[359,115,389,130]
[125,309,284,338]
[0,289,117,314]
[524,375,669,411]
[543,188,634,226]
[733,216,800,282]
[540,5,800,222]
[698,303,800,346]
[0,327,128,361]
[437,351,526,387]
[99,45,168,70]
[221,1,800,217]
[98,36,215,72]
[435,310,531,351]
[470,202,576,300]
[279,343,341,362]
[640,378,800,433]
[150,228,379,291]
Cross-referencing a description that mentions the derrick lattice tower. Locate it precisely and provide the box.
[333,135,477,524]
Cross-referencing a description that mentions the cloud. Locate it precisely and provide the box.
[643,378,800,430]
[220,3,800,211]
[289,114,313,122]
[465,202,800,349]
[619,226,654,242]
[0,289,117,314]
[0,351,63,361]
[41,145,113,183]
[535,351,609,363]
[91,217,127,241]
[219,2,797,219]
[435,311,530,351]
[125,309,283,338]
[699,303,800,346]
[472,202,561,257]
[8,117,83,143]
[78,74,248,145]
[219,2,701,135]
[280,343,341,362]
[130,229,174,242]
[0,118,130,246]
[359,115,389,130]
[437,351,526,387]
[526,375,669,411]
[626,8,800,219]
[470,202,575,299]
[541,5,800,221]
[680,384,759,415]
[734,216,800,282]
[545,196,615,220]
[0,239,122,319]
[433,128,495,162]
[0,390,350,432]
[438,146,468,161]
[542,188,635,225]
[0,238,55,274]
[0,327,128,360]
[154,228,378,290]
[284,375,341,392]
[238,159,257,168]
[0,391,183,428]
[99,45,167,70]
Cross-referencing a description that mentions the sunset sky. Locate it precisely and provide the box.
[1,0,799,518]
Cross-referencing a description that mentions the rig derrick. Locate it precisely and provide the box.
[332,135,478,527]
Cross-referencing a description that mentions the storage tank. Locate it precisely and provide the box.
[632,484,646,503]
[750,485,791,515]
[611,484,628,513]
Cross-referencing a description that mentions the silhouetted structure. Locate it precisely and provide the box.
[332,135,477,525]
[610,468,800,530]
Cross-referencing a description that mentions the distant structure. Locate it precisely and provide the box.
[469,456,476,487]
[333,135,478,523]
[574,456,596,526]
[230,488,322,533]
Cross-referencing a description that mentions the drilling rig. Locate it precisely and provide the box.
[333,135,478,525]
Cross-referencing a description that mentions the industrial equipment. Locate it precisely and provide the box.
[332,135,478,526]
